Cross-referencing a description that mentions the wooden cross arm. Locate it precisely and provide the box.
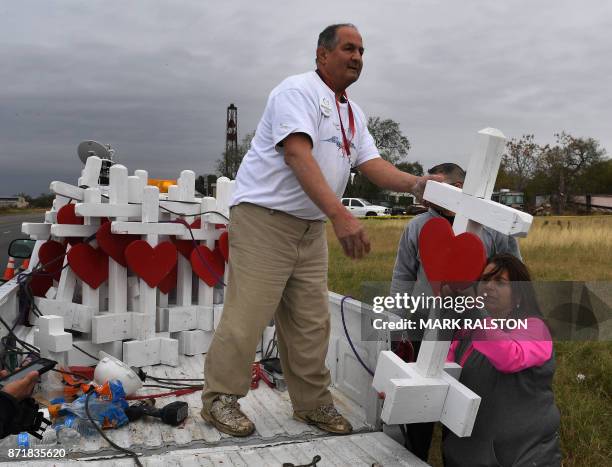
[75,203,141,218]
[50,181,85,201]
[461,196,533,237]
[424,181,463,213]
[424,181,533,237]
[201,213,230,225]
[111,221,184,236]
[22,223,51,238]
[159,200,202,216]
[111,221,221,242]
[50,224,99,238]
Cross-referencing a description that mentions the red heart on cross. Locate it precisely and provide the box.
[67,243,109,289]
[170,218,202,259]
[29,272,54,297]
[218,231,229,263]
[125,240,178,288]
[190,245,225,287]
[57,203,84,225]
[158,264,178,295]
[38,240,66,281]
[57,203,85,246]
[172,238,195,260]
[419,217,486,295]
[96,221,135,267]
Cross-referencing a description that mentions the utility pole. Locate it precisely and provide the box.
[225,104,238,178]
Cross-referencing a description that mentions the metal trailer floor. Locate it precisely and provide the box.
[2,353,426,465]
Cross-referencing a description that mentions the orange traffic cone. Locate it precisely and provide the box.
[3,257,16,281]
[21,258,30,271]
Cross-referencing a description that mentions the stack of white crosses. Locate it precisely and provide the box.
[22,157,233,368]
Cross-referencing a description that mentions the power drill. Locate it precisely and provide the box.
[125,399,189,426]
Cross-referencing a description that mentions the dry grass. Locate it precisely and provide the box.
[326,215,612,466]
[0,207,47,216]
[519,216,612,280]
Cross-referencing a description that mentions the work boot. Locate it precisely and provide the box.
[293,403,353,434]
[201,394,255,437]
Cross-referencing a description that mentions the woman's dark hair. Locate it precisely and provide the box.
[481,253,543,319]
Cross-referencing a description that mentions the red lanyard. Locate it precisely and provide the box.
[335,95,355,156]
[316,70,356,156]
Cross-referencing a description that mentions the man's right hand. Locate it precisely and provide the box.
[0,370,39,401]
[330,209,371,259]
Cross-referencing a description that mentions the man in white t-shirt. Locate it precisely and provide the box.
[201,23,439,437]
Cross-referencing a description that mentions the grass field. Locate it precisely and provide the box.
[326,215,612,466]
[0,207,47,216]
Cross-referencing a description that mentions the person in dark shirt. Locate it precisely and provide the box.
[0,370,38,439]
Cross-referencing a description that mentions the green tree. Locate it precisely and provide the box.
[216,131,255,179]
[195,174,219,196]
[345,116,417,200]
[500,134,541,192]
[578,158,612,195]
[395,161,423,177]
[367,117,411,164]
[537,133,606,213]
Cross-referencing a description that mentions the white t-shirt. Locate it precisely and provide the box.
[231,71,380,220]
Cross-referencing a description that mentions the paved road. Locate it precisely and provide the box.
[0,212,45,271]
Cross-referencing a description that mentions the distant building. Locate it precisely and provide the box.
[0,196,28,208]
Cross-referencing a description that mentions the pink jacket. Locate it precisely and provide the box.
[447,317,553,373]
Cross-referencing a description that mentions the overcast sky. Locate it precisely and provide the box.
[1,0,610,196]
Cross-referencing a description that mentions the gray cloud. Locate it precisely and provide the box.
[1,0,610,195]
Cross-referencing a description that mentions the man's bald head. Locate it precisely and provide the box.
[427,163,466,185]
[317,23,359,53]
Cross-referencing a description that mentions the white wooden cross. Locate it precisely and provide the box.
[155,171,218,355]
[76,164,144,350]
[372,128,534,437]
[88,171,179,367]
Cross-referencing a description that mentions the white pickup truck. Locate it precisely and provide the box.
[341,198,391,217]
[0,251,427,466]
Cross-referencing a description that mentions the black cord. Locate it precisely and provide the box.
[142,383,203,390]
[159,206,230,222]
[263,330,278,360]
[0,315,41,355]
[340,296,374,376]
[143,379,203,388]
[399,423,409,449]
[171,218,226,287]
[71,344,100,362]
[85,390,143,467]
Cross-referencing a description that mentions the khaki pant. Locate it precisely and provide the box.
[202,203,333,412]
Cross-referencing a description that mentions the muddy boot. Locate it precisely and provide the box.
[293,403,353,434]
[201,394,255,437]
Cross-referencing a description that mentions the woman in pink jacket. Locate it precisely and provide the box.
[444,253,561,467]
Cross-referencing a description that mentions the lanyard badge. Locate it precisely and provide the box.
[335,95,355,157]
